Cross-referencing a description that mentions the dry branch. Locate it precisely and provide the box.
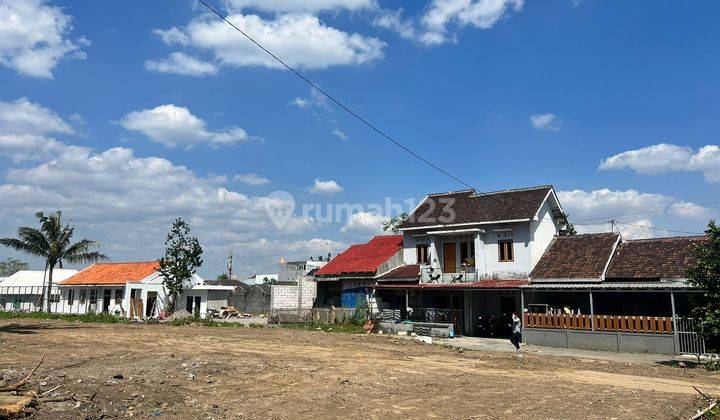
[0,355,45,392]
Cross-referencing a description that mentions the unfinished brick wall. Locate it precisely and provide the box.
[270,276,317,309]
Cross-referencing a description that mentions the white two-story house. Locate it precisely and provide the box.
[373,185,569,336]
[398,185,565,281]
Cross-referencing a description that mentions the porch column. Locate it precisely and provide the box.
[429,235,440,270]
[670,290,678,348]
[405,289,409,320]
[463,291,472,336]
[473,233,486,278]
[589,290,595,331]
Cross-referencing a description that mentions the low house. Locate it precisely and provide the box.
[314,235,404,310]
[58,262,234,318]
[375,185,564,336]
[524,234,706,354]
[217,280,272,314]
[0,269,78,312]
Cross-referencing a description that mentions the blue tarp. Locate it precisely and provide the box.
[341,287,369,308]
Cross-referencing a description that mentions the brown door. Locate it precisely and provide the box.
[443,243,456,273]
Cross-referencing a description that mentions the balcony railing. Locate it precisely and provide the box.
[420,266,478,284]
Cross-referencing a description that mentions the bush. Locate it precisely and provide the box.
[705,354,720,372]
[0,310,126,324]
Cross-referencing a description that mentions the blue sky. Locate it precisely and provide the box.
[0,0,718,277]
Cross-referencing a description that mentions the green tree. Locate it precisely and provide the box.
[0,211,107,312]
[158,218,203,313]
[383,212,408,234]
[686,220,720,351]
[556,212,577,236]
[0,257,29,277]
[216,273,229,281]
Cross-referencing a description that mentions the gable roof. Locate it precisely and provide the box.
[315,235,403,277]
[530,233,620,281]
[605,236,705,280]
[60,261,159,285]
[2,269,78,288]
[399,185,556,230]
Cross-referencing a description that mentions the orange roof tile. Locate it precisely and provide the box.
[60,261,159,285]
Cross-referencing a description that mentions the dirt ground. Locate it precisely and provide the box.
[0,319,718,419]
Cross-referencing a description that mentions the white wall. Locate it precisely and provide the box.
[57,286,125,315]
[530,200,560,268]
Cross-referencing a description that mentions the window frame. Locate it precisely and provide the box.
[67,289,75,305]
[416,244,429,265]
[498,239,514,262]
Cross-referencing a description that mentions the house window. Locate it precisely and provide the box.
[460,241,475,266]
[67,289,75,305]
[416,244,429,264]
[89,288,98,303]
[498,240,514,262]
[79,289,87,304]
[115,289,123,301]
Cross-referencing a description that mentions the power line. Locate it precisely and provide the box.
[196,0,475,190]
[574,199,720,223]
[610,221,703,236]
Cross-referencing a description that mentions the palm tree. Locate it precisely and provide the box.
[0,211,108,312]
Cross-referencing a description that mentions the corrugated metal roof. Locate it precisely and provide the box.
[1,269,78,287]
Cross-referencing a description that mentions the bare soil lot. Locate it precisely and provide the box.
[0,319,718,419]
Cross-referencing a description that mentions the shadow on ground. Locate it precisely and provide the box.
[0,322,86,335]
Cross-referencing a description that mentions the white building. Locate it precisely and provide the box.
[0,269,78,312]
[397,185,565,281]
[57,262,233,318]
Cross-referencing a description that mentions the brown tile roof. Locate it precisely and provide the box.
[399,185,554,229]
[530,233,619,280]
[377,264,420,280]
[605,236,706,280]
[60,261,159,285]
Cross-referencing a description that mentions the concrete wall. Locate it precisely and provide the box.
[523,328,678,355]
[270,276,317,310]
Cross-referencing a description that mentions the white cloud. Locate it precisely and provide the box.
[373,9,416,39]
[309,178,344,195]
[341,211,385,234]
[558,188,711,222]
[224,0,376,13]
[290,97,310,108]
[0,0,89,78]
[152,27,190,46]
[420,0,524,45]
[145,52,217,77]
[0,99,343,275]
[0,97,79,162]
[0,97,73,135]
[575,219,655,240]
[332,128,348,141]
[119,104,249,148]
[529,113,561,131]
[234,173,270,186]
[153,13,385,71]
[599,143,720,183]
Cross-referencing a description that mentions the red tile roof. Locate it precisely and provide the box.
[60,261,159,285]
[315,235,403,277]
[378,264,420,280]
[375,279,528,289]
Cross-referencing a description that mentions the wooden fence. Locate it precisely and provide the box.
[269,307,359,324]
[524,313,674,334]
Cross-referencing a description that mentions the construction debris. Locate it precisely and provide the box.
[0,355,95,418]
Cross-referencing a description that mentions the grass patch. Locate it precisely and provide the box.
[0,311,127,324]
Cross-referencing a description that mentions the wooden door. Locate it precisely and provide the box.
[443,243,456,273]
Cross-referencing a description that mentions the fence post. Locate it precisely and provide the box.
[670,290,679,352]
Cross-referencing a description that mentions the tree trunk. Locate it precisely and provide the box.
[39,263,48,312]
[45,265,54,313]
